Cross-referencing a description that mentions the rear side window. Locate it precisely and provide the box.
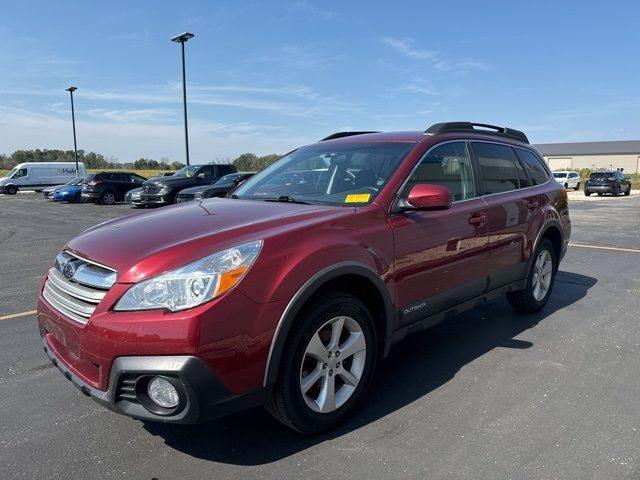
[404,141,475,201]
[515,148,549,186]
[97,173,111,181]
[472,142,524,194]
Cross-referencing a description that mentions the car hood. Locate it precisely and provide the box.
[66,198,355,283]
[44,184,66,192]
[144,176,201,188]
[178,185,212,195]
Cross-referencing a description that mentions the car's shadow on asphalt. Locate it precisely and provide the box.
[142,270,596,465]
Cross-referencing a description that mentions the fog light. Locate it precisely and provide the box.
[147,377,179,408]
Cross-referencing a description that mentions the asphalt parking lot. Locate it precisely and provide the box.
[1,191,639,480]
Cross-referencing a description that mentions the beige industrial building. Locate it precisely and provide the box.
[534,140,640,173]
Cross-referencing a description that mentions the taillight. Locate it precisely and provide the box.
[607,176,616,181]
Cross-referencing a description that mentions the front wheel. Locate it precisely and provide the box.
[625,185,631,196]
[507,238,557,313]
[613,185,621,197]
[100,191,116,205]
[574,182,580,191]
[266,293,377,434]
[585,190,591,196]
[4,185,17,195]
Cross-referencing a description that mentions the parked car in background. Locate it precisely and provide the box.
[584,170,631,196]
[124,187,144,207]
[553,171,581,190]
[52,182,87,203]
[38,122,570,434]
[175,172,255,203]
[0,162,86,195]
[140,164,236,206]
[42,178,85,199]
[81,172,147,205]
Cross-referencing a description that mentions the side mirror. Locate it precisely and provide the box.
[406,184,452,210]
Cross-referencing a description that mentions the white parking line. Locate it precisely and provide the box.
[0,310,37,321]
[569,243,640,254]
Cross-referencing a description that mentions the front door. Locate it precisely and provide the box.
[391,141,489,328]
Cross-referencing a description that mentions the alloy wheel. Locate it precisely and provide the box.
[102,192,115,205]
[299,316,367,414]
[531,250,553,301]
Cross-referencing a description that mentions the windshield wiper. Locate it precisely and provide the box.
[263,195,310,205]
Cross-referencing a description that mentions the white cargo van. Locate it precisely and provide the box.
[0,162,87,195]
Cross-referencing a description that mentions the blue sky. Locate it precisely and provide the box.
[1,0,639,164]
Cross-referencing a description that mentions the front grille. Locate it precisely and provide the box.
[43,251,117,325]
[142,185,160,194]
[175,194,194,203]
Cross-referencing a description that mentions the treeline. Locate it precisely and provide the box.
[233,153,280,171]
[0,150,185,171]
[0,149,282,172]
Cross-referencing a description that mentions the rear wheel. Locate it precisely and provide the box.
[613,184,621,197]
[100,191,116,205]
[625,185,631,196]
[266,293,377,434]
[597,192,603,196]
[507,238,557,313]
[5,185,17,195]
[574,182,580,191]
[584,190,591,196]
[564,182,568,189]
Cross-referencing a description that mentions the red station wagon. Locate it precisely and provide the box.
[37,122,571,433]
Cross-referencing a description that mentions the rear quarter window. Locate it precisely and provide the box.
[515,148,549,185]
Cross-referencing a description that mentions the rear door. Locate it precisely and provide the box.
[471,142,537,289]
[391,141,489,327]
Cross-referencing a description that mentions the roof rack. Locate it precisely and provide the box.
[320,131,379,141]
[425,122,529,144]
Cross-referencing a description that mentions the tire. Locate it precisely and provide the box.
[584,190,591,196]
[613,184,621,197]
[574,182,580,191]
[100,191,116,205]
[5,185,17,195]
[625,185,631,196]
[597,193,603,196]
[266,292,377,434]
[507,238,557,314]
[74,192,82,203]
[563,183,568,189]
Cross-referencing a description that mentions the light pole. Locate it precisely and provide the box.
[171,32,194,166]
[65,86,79,177]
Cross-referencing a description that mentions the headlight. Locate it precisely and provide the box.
[114,240,262,312]
[158,186,170,194]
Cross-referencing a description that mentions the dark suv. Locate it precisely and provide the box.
[37,122,570,434]
[140,164,236,205]
[81,172,147,205]
[584,170,631,196]
[175,172,255,203]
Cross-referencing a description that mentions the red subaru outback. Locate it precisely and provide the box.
[37,122,570,433]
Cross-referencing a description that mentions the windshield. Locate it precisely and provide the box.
[233,142,413,206]
[173,165,200,178]
[553,173,567,178]
[213,174,240,187]
[6,167,18,178]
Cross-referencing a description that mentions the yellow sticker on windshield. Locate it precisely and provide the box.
[344,193,371,203]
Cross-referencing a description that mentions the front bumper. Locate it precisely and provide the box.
[43,337,269,423]
[140,193,172,205]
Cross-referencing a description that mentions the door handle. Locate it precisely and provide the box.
[527,200,539,210]
[468,213,486,226]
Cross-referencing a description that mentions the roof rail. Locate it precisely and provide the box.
[425,122,529,144]
[320,131,379,141]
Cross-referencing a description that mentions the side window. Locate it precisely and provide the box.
[99,173,112,181]
[15,168,28,178]
[200,166,214,178]
[130,174,145,183]
[404,141,475,201]
[515,148,549,186]
[112,173,127,182]
[472,142,522,194]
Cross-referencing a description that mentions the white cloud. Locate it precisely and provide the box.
[381,37,490,74]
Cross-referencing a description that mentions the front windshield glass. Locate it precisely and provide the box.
[213,174,240,187]
[233,142,413,206]
[6,167,18,178]
[553,173,567,178]
[173,165,200,178]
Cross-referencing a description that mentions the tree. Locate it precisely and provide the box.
[233,153,258,171]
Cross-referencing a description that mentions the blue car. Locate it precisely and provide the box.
[53,184,85,203]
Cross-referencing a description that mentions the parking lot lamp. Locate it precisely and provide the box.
[171,32,194,166]
[65,87,79,177]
